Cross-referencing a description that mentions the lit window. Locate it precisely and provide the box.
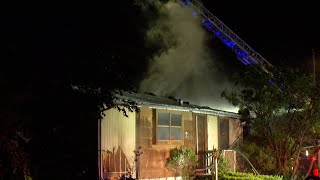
[157,112,182,141]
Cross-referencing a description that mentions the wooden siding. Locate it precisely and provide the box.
[222,150,237,171]
[99,106,241,179]
[229,118,242,147]
[100,108,136,179]
[136,107,153,149]
[183,112,194,149]
[194,114,207,168]
[218,117,230,149]
[136,107,194,179]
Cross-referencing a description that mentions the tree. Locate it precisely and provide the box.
[222,65,320,176]
[1,0,168,179]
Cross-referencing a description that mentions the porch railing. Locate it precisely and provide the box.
[195,149,219,179]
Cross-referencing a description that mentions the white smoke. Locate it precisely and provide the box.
[139,0,238,112]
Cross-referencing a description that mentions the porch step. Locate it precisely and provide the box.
[196,173,211,176]
[195,165,213,173]
[195,167,212,175]
[195,168,206,175]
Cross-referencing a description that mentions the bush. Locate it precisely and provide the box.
[219,171,283,180]
[240,141,276,174]
[167,147,197,180]
[218,156,230,174]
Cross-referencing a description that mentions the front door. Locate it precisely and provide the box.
[195,115,207,168]
[219,117,229,149]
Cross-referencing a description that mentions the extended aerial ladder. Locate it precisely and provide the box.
[180,0,273,70]
[180,1,273,178]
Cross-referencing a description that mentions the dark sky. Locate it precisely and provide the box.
[2,0,319,112]
[2,0,320,84]
[202,1,320,71]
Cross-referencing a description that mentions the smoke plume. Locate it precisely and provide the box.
[139,0,238,112]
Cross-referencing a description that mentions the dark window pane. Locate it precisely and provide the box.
[158,112,170,125]
[171,127,182,140]
[158,127,170,140]
[171,114,182,126]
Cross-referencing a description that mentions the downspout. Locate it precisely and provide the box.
[196,116,199,154]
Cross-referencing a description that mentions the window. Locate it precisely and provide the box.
[157,112,182,141]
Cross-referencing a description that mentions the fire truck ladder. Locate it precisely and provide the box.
[181,0,273,69]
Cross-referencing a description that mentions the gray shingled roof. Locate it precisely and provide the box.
[115,91,240,119]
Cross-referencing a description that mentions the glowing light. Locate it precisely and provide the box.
[306,150,309,156]
[235,49,247,58]
[241,59,249,65]
[179,0,191,6]
[313,168,319,176]
[192,11,197,16]
[201,18,258,66]
[202,19,213,29]
[224,40,236,48]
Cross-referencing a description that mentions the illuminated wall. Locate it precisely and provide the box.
[207,115,219,150]
[99,108,136,179]
[229,118,242,147]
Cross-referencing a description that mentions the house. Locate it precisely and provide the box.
[98,91,243,180]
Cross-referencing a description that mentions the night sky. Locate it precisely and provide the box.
[3,0,320,85]
[5,2,320,61]
[203,1,320,71]
[2,0,319,107]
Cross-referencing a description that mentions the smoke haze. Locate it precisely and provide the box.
[139,1,238,112]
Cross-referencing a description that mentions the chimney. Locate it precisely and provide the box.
[179,99,183,105]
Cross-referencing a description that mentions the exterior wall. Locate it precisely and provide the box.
[222,150,237,171]
[218,117,230,149]
[229,118,242,147]
[136,108,242,179]
[136,107,194,179]
[98,105,242,179]
[136,107,153,149]
[183,112,194,149]
[100,108,136,179]
[207,115,218,150]
[221,118,242,172]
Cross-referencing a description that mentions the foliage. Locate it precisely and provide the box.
[239,140,276,174]
[1,0,169,178]
[218,156,231,174]
[167,146,197,180]
[0,130,30,177]
[222,65,320,176]
[218,171,283,180]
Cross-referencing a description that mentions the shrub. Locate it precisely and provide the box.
[218,171,283,180]
[218,156,230,174]
[240,141,276,174]
[167,147,197,180]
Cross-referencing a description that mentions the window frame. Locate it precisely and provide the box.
[156,110,184,145]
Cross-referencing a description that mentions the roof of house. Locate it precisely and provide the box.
[115,91,240,119]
